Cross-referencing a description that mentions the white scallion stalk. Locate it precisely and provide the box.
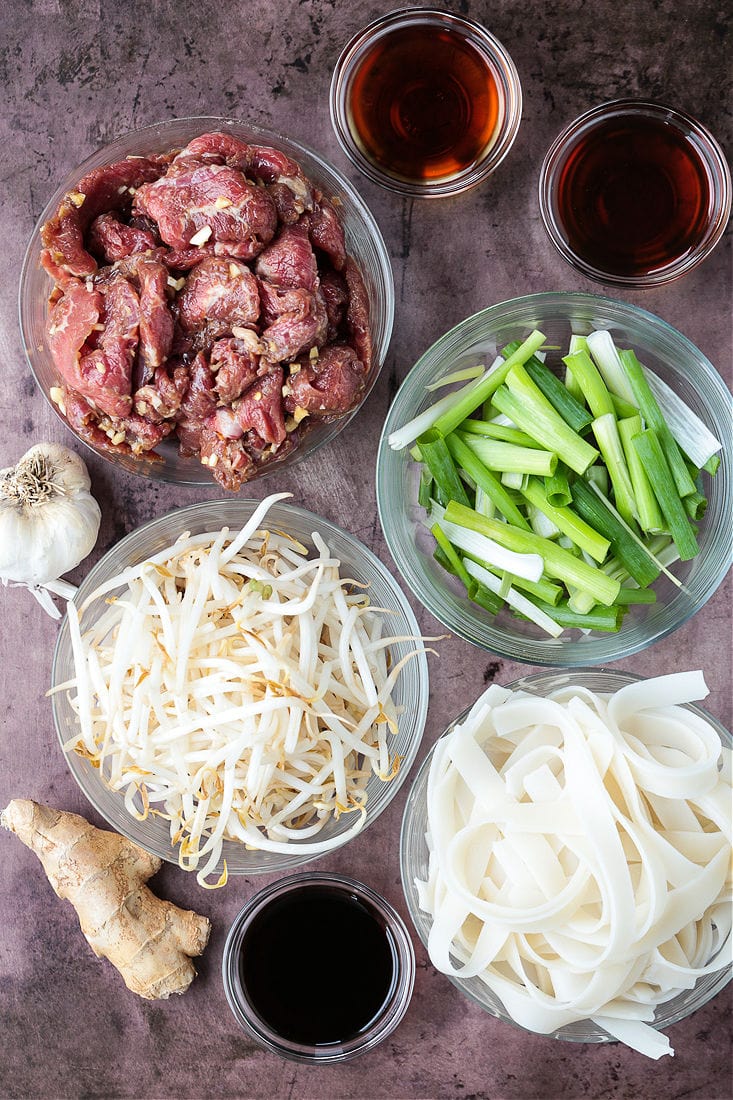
[433,509,544,582]
[464,558,562,637]
[644,369,725,468]
[587,330,636,403]
[501,471,526,490]
[388,361,502,451]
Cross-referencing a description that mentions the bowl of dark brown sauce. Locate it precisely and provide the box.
[330,8,522,197]
[222,873,415,1063]
[539,100,731,287]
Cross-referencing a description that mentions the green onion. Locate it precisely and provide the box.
[591,412,637,528]
[417,430,470,508]
[431,330,547,439]
[433,508,544,581]
[571,478,660,588]
[565,334,588,401]
[418,468,433,510]
[614,586,657,605]
[502,341,593,433]
[703,454,721,476]
[445,433,530,529]
[683,489,708,522]
[563,349,616,418]
[463,558,563,637]
[544,465,572,507]
[617,416,664,534]
[525,600,624,632]
[388,372,488,451]
[493,371,599,475]
[472,582,504,615]
[618,349,697,498]
[586,329,636,403]
[632,429,700,561]
[458,420,537,446]
[528,502,560,539]
[520,477,611,562]
[459,434,558,477]
[426,364,484,391]
[644,366,723,469]
[445,500,621,606]
[431,524,477,599]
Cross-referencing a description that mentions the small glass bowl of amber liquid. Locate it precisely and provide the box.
[539,100,732,287]
[330,8,522,198]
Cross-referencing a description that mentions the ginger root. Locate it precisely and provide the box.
[2,799,210,999]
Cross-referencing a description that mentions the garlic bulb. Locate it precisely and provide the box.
[0,443,101,591]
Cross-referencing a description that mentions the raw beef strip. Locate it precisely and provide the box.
[255,222,318,291]
[182,132,251,167]
[308,197,346,271]
[344,258,372,374]
[286,345,365,418]
[88,212,158,263]
[135,258,174,386]
[47,276,139,419]
[175,351,217,454]
[319,270,349,340]
[233,366,286,444]
[177,257,260,334]
[41,157,166,280]
[198,429,254,491]
[78,275,140,418]
[210,337,259,404]
[134,362,189,422]
[246,145,314,214]
[134,162,277,259]
[260,285,327,361]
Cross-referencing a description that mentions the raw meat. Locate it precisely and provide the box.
[41,131,373,490]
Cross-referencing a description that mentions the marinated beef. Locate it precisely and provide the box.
[41,131,373,489]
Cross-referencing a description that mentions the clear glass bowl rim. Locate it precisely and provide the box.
[51,497,430,875]
[222,870,416,1063]
[399,666,733,1043]
[376,290,733,667]
[19,113,395,485]
[538,98,732,288]
[329,7,523,198]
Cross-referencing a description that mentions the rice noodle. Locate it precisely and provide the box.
[418,675,732,1058]
[61,494,426,885]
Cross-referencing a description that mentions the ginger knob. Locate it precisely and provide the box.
[2,799,211,999]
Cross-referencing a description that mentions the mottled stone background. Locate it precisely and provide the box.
[0,2,730,1098]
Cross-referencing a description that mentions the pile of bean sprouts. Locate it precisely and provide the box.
[61,494,424,886]
[417,673,732,1058]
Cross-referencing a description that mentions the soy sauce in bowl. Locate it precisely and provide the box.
[222,873,415,1063]
[240,884,396,1045]
[539,100,731,287]
[347,23,500,184]
[330,8,522,198]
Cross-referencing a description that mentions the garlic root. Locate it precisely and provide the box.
[2,799,211,999]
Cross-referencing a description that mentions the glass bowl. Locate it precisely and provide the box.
[20,116,394,485]
[538,100,732,287]
[222,872,415,1063]
[400,668,733,1043]
[51,498,429,876]
[330,8,522,198]
[376,291,732,667]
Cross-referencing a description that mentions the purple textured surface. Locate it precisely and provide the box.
[0,2,731,1098]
